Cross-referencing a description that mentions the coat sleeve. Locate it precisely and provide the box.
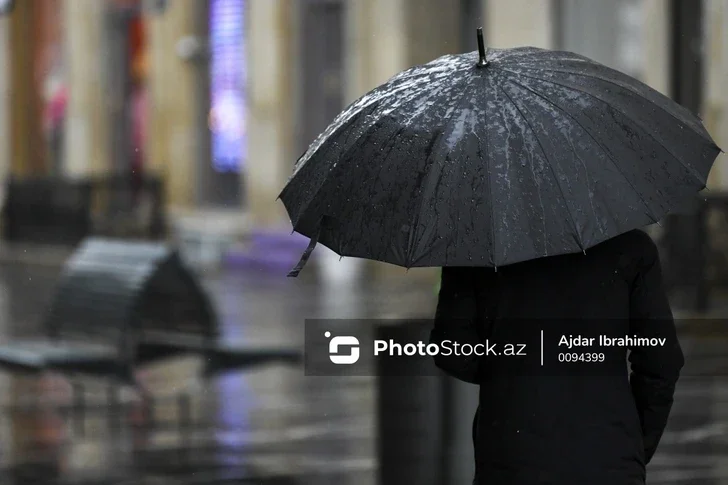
[627,235,684,464]
[429,267,482,384]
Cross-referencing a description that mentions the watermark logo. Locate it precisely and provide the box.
[305,319,688,377]
[325,331,360,365]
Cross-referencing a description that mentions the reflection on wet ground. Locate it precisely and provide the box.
[0,257,725,484]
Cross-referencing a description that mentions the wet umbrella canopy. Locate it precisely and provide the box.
[280,28,721,276]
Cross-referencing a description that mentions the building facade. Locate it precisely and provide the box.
[0,0,725,225]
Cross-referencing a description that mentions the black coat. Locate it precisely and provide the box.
[429,230,683,485]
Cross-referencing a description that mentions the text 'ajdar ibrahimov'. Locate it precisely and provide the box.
[559,334,667,349]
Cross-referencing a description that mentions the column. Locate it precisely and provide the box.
[343,0,407,103]
[244,0,295,228]
[0,12,10,190]
[146,0,204,208]
[0,11,10,461]
[63,0,111,177]
[642,0,670,95]
[405,0,461,64]
[703,0,728,188]
[7,2,56,464]
[484,0,554,48]
[8,0,45,176]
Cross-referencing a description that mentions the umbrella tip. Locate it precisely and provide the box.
[476,27,489,68]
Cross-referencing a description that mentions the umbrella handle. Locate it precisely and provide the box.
[476,28,489,68]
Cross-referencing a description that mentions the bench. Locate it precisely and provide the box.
[1,175,166,246]
[0,235,301,379]
[0,237,300,449]
[88,174,166,240]
[2,177,93,246]
[46,238,300,376]
[0,242,143,381]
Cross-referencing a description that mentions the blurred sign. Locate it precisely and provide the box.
[209,0,246,173]
[0,0,14,16]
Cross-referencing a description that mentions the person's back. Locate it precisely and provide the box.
[430,229,684,485]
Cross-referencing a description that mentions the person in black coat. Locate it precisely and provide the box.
[429,229,684,485]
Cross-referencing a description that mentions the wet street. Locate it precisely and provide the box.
[0,249,725,484]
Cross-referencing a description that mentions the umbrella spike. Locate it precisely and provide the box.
[476,28,489,67]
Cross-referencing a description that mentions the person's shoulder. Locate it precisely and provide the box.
[443,266,493,277]
[615,229,656,247]
[442,266,497,285]
[608,229,659,260]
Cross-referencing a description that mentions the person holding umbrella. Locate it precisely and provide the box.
[431,229,682,484]
[279,28,721,484]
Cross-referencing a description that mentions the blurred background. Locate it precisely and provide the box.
[0,0,726,484]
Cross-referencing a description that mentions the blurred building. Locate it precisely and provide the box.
[0,0,726,266]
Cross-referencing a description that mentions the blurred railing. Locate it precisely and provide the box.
[1,174,166,246]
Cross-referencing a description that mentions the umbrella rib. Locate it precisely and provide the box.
[502,68,713,183]
[510,66,715,145]
[482,75,498,268]
[405,83,477,267]
[506,79,661,224]
[287,122,363,229]
[291,70,449,182]
[497,84,585,251]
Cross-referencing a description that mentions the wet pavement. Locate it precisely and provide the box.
[0,249,725,484]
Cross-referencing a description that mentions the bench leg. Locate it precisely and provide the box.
[129,388,153,452]
[107,385,121,437]
[71,382,86,438]
[146,394,155,431]
[177,392,192,460]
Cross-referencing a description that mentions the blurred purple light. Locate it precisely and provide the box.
[210,0,246,172]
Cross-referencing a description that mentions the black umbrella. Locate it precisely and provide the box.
[280,28,721,276]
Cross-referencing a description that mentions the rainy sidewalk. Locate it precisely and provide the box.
[0,249,725,484]
[0,251,434,485]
